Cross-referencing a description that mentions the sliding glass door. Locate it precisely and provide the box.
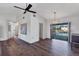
[50,23,70,41]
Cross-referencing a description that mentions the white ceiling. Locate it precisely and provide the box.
[36,3,79,20]
[0,3,25,17]
[0,3,79,20]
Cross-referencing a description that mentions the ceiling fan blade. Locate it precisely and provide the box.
[26,4,32,10]
[28,10,36,13]
[14,6,25,10]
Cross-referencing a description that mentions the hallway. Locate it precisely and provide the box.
[0,38,79,56]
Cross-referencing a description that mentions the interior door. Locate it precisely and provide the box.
[39,23,43,40]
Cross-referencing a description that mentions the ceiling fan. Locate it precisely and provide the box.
[14,4,36,14]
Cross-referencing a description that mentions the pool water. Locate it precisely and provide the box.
[51,33,68,41]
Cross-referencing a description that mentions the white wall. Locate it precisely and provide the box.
[0,14,20,41]
[37,14,51,39]
[37,15,47,39]
[46,20,51,38]
[18,13,39,43]
[0,17,8,41]
[18,13,31,43]
[8,22,16,38]
[69,15,79,34]
[30,14,39,43]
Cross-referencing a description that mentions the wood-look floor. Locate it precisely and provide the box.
[0,38,79,56]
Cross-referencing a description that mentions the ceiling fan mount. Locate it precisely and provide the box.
[14,3,36,14]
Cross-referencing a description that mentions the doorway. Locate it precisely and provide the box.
[39,23,43,40]
[50,22,71,42]
[8,22,19,38]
